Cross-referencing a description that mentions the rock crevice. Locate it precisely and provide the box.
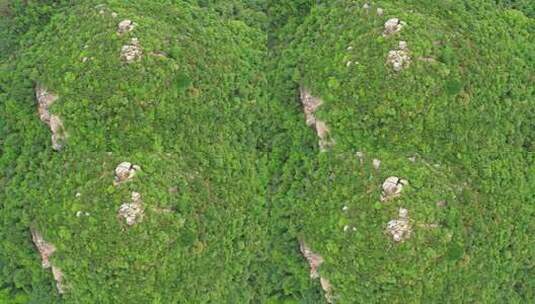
[299,240,334,303]
[31,228,65,294]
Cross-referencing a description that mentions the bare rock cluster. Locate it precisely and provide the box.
[118,191,144,226]
[387,41,411,72]
[113,162,144,226]
[121,38,142,63]
[299,240,334,303]
[299,87,335,151]
[31,228,65,294]
[35,85,67,151]
[381,17,411,71]
[386,208,412,242]
[353,154,413,242]
[117,19,142,62]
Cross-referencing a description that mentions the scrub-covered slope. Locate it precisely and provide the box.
[1,1,276,302]
[0,0,533,303]
[270,0,533,302]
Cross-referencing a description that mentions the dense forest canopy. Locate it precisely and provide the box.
[0,1,533,303]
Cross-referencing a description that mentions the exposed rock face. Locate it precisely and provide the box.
[299,240,334,303]
[387,41,411,72]
[36,85,57,122]
[387,208,412,242]
[118,192,144,226]
[380,176,408,202]
[315,121,334,151]
[299,88,335,151]
[31,228,65,294]
[320,277,334,303]
[31,228,56,268]
[51,267,66,294]
[114,162,140,185]
[300,87,323,127]
[383,18,406,37]
[35,85,67,151]
[117,19,135,34]
[121,38,142,63]
[299,240,324,279]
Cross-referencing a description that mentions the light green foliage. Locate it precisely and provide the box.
[0,0,533,303]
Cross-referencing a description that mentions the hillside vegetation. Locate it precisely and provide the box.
[0,0,533,303]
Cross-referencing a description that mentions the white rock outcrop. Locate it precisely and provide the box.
[386,208,412,242]
[383,18,406,37]
[299,88,335,151]
[117,19,135,35]
[380,176,408,202]
[299,240,334,303]
[299,240,324,279]
[121,38,142,63]
[31,228,65,294]
[114,162,140,185]
[35,85,67,151]
[118,192,144,226]
[387,41,411,72]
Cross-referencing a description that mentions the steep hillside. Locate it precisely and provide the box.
[269,1,533,302]
[0,1,277,302]
[0,0,533,303]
